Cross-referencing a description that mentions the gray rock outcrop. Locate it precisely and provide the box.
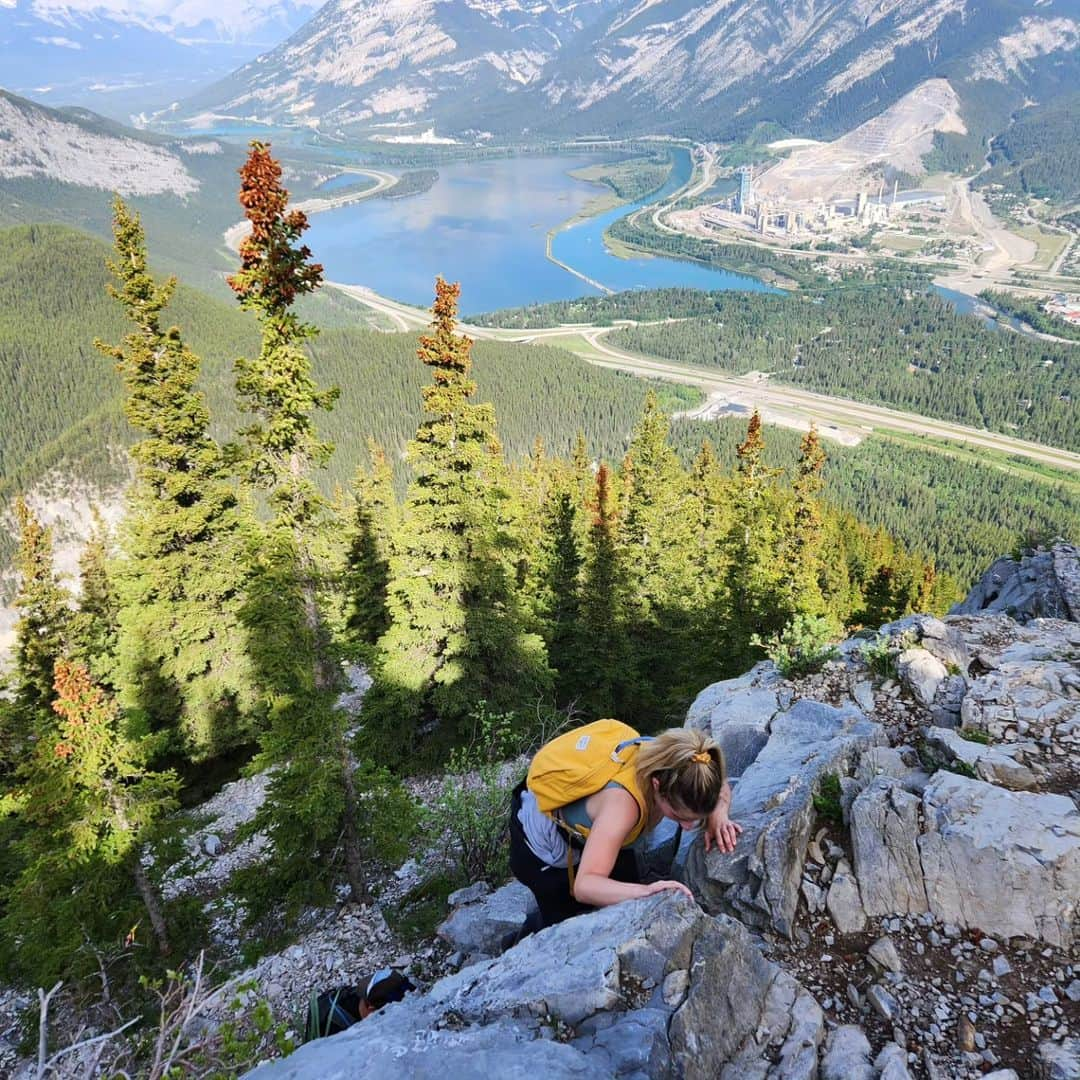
[952,543,1080,623]
[897,647,949,708]
[922,726,1039,790]
[1038,1038,1080,1080]
[685,663,783,777]
[825,858,867,934]
[819,1024,874,1080]
[851,770,1080,946]
[244,894,825,1080]
[686,698,883,936]
[919,773,1080,948]
[850,779,928,917]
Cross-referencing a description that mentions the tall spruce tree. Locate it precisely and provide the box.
[344,440,398,648]
[574,463,633,718]
[9,500,70,740]
[619,393,698,717]
[70,509,120,683]
[366,278,551,756]
[688,438,734,681]
[536,484,584,703]
[725,411,786,670]
[1,661,178,984]
[97,200,256,760]
[227,141,376,910]
[783,425,829,619]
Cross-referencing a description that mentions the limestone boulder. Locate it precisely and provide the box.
[1037,1038,1080,1080]
[685,664,783,777]
[875,1043,915,1080]
[877,615,972,674]
[850,778,928,918]
[437,881,538,958]
[686,699,883,936]
[919,773,1080,947]
[819,1025,874,1080]
[245,895,826,1080]
[897,648,948,708]
[825,858,867,934]
[960,661,1080,744]
[923,726,1039,791]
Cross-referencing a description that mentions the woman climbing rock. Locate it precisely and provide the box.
[510,721,741,929]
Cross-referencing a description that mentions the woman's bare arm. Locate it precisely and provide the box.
[571,788,692,907]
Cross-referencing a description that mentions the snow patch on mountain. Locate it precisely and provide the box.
[0,94,198,195]
[483,48,548,84]
[969,15,1080,83]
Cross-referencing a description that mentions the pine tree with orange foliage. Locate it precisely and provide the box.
[1,661,178,985]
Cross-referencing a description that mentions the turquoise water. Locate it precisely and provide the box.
[934,286,1025,333]
[551,150,775,299]
[317,173,373,193]
[303,150,775,314]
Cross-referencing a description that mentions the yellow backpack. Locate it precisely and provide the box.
[526,719,652,848]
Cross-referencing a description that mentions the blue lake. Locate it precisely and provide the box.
[303,150,776,314]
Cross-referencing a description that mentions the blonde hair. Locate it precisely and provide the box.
[636,728,726,820]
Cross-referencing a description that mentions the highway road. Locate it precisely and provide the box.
[327,283,1080,475]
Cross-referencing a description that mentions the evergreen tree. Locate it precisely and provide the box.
[536,485,584,703]
[9,500,70,742]
[574,463,633,718]
[725,412,786,669]
[344,440,398,648]
[784,425,829,619]
[619,392,698,717]
[69,509,119,683]
[367,278,551,756]
[2,661,178,984]
[688,438,734,678]
[97,199,256,760]
[227,141,372,909]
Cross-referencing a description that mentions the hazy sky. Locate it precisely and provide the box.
[1,0,324,37]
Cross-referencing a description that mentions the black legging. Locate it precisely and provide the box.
[509,781,640,929]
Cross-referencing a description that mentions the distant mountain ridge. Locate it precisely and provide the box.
[0,1,321,119]
[173,0,1080,140]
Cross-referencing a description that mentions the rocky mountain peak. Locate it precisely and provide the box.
[172,0,1079,140]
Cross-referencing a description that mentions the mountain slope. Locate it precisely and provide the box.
[171,0,1080,140]
[0,1,320,120]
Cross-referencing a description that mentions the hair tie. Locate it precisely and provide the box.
[692,751,711,765]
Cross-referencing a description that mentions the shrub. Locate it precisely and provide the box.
[425,703,520,884]
[752,614,840,679]
[812,772,844,824]
[858,629,915,680]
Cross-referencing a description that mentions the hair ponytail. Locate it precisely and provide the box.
[636,729,726,819]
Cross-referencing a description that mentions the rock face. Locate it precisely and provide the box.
[687,697,883,936]
[919,773,1080,948]
[1038,1038,1080,1080]
[952,543,1080,624]
[852,770,1080,947]
[897,648,949,708]
[685,664,783,778]
[244,894,824,1080]
[850,779,928,917]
